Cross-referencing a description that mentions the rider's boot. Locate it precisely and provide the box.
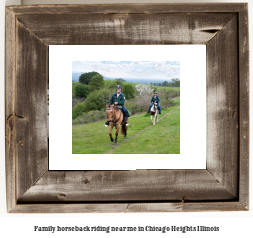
[159,109,161,114]
[105,121,109,126]
[124,117,129,126]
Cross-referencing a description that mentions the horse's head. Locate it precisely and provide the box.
[105,104,114,121]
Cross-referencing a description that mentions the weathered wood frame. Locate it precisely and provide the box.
[5,3,249,213]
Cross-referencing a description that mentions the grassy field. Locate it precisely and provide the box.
[111,107,180,154]
[72,102,180,154]
[72,79,180,154]
[154,85,180,92]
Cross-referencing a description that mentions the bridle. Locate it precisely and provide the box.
[106,105,122,125]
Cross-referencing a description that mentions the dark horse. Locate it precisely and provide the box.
[105,104,128,145]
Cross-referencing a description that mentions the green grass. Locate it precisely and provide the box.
[72,104,180,154]
[172,96,180,106]
[111,108,180,154]
[72,79,180,154]
[154,85,180,92]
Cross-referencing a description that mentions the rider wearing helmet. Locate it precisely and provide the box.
[147,92,161,114]
[105,85,128,125]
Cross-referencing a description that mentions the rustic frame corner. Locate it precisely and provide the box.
[5,3,249,213]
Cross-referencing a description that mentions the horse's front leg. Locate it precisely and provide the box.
[151,115,153,124]
[109,124,113,142]
[114,124,120,145]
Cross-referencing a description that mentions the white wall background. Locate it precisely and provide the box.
[1,0,252,237]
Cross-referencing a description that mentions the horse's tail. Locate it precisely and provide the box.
[121,123,127,136]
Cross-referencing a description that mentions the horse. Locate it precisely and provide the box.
[150,102,159,125]
[105,104,128,145]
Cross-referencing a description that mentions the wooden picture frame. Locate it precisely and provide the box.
[5,3,249,213]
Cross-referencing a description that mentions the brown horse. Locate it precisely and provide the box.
[105,104,128,145]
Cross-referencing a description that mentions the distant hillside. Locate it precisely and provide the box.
[72,72,173,85]
[72,72,82,81]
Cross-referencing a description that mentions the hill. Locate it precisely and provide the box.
[72,99,180,154]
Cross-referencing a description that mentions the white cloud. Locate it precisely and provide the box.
[72,61,180,80]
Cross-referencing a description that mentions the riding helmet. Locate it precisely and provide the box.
[154,92,157,94]
[116,85,122,89]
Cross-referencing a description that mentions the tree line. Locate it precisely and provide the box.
[75,71,134,98]
[150,78,180,87]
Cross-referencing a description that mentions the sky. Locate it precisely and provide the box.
[72,61,180,80]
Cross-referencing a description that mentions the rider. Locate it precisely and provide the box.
[147,92,161,114]
[105,85,128,126]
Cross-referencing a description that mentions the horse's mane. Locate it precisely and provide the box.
[107,105,120,112]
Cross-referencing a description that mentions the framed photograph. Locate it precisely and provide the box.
[49,45,206,170]
[5,3,249,213]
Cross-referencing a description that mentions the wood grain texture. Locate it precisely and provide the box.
[15,20,48,200]
[7,3,246,15]
[238,4,249,209]
[16,13,236,45]
[5,3,249,213]
[10,202,247,213]
[18,170,236,202]
[5,7,16,212]
[206,16,239,198]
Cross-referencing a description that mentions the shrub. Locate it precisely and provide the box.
[123,84,135,99]
[150,86,157,93]
[72,110,107,125]
[72,102,87,119]
[124,95,150,114]
[135,84,154,96]
[114,80,124,87]
[72,88,113,119]
[157,89,177,108]
[75,84,90,97]
[108,81,118,89]
[79,71,101,85]
[89,74,105,92]
[72,96,85,109]
[85,88,113,111]
[137,95,151,112]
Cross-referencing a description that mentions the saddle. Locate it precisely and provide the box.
[115,105,131,118]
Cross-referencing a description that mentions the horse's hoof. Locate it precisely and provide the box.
[114,142,117,145]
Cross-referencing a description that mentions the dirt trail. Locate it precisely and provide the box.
[104,106,180,154]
